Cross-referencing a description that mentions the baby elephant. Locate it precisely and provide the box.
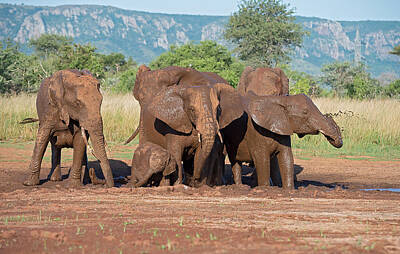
[131,142,177,187]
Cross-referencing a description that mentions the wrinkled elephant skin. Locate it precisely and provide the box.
[126,65,243,186]
[238,66,289,97]
[130,142,177,187]
[23,69,114,188]
[222,93,343,189]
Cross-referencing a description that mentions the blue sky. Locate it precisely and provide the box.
[1,0,399,21]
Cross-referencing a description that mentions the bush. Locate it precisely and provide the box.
[150,41,244,87]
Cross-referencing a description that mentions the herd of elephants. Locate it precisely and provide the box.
[21,65,343,190]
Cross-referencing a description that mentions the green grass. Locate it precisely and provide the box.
[1,94,400,159]
[292,97,400,160]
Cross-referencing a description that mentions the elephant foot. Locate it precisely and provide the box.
[173,179,183,186]
[66,178,82,188]
[23,174,40,186]
[159,177,170,187]
[191,178,206,188]
[50,173,61,182]
[89,168,106,185]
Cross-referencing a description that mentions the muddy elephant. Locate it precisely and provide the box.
[130,142,177,187]
[125,65,241,185]
[140,83,242,185]
[221,92,342,189]
[238,66,289,96]
[125,65,230,145]
[23,69,114,187]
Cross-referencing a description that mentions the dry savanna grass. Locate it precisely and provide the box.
[0,93,140,143]
[292,97,400,158]
[1,94,399,158]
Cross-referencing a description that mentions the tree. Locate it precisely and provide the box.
[224,0,307,67]
[320,62,380,99]
[279,65,320,96]
[150,41,244,87]
[0,39,46,93]
[390,45,400,56]
[384,80,400,98]
[57,43,104,78]
[29,34,73,58]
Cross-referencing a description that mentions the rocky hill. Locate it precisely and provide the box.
[1,3,399,77]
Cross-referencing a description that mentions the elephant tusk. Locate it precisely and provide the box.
[198,133,201,143]
[81,127,100,161]
[217,130,223,144]
[216,122,223,144]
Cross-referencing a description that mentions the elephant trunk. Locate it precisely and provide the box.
[320,115,343,148]
[193,122,218,180]
[84,121,114,187]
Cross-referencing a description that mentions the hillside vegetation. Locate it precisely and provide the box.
[0,3,399,77]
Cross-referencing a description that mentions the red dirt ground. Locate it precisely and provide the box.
[1,143,400,253]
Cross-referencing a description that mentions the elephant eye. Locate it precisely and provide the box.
[74,100,82,107]
[302,109,308,115]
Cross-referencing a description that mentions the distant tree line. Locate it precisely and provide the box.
[0,0,399,99]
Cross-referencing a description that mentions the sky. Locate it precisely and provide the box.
[0,0,399,21]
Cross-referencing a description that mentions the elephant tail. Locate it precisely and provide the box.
[124,126,139,145]
[19,118,39,124]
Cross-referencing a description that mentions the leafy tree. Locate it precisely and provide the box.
[29,34,73,58]
[384,79,400,98]
[150,41,245,87]
[101,53,127,73]
[224,0,307,67]
[279,65,320,96]
[57,43,104,78]
[390,45,400,56]
[320,62,379,99]
[0,39,46,93]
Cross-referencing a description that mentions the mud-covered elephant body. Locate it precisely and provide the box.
[131,142,177,187]
[139,83,242,185]
[238,66,289,97]
[126,65,242,186]
[222,93,342,189]
[23,69,114,187]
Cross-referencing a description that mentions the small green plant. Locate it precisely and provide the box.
[153,228,159,237]
[161,239,173,251]
[179,216,183,227]
[196,233,201,238]
[76,226,86,235]
[123,221,134,233]
[365,242,375,251]
[98,223,105,232]
[209,233,217,241]
[261,229,266,238]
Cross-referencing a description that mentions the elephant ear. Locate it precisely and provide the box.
[241,92,293,136]
[237,66,254,95]
[276,68,289,95]
[147,86,192,134]
[48,71,70,126]
[213,83,244,129]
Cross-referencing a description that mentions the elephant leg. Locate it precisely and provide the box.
[167,143,183,185]
[49,144,62,181]
[134,171,154,187]
[253,154,271,187]
[232,162,243,185]
[23,126,51,186]
[174,155,183,185]
[270,156,282,187]
[68,133,86,188]
[159,176,170,186]
[277,147,294,189]
[81,150,90,184]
